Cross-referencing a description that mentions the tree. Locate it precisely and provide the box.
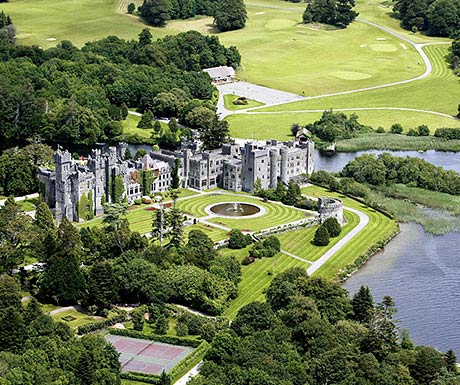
[214,0,248,31]
[228,229,252,249]
[38,218,86,305]
[417,124,430,136]
[322,217,341,237]
[154,120,162,134]
[185,229,217,268]
[352,285,374,324]
[139,0,171,26]
[282,180,301,206]
[0,197,32,273]
[155,313,169,334]
[139,28,152,46]
[445,349,457,373]
[335,0,359,27]
[124,148,132,160]
[159,371,171,385]
[0,275,22,311]
[135,149,147,160]
[168,117,179,133]
[110,175,125,203]
[127,2,136,14]
[0,306,26,352]
[23,297,43,324]
[390,123,404,134]
[171,158,181,189]
[132,306,145,331]
[137,110,154,128]
[313,225,330,246]
[85,261,118,311]
[167,208,184,248]
[102,203,128,231]
[231,302,276,336]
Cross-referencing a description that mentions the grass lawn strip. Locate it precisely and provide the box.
[223,94,264,111]
[301,185,398,279]
[278,210,359,262]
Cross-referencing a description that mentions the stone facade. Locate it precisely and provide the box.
[39,139,314,222]
[318,197,345,225]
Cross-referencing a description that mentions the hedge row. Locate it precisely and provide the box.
[169,341,209,382]
[77,311,127,335]
[434,127,460,140]
[336,224,400,282]
[108,328,202,347]
[120,372,160,384]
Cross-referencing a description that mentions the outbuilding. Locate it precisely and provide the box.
[203,66,235,83]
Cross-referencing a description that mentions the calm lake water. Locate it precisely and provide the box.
[315,149,460,173]
[344,223,460,353]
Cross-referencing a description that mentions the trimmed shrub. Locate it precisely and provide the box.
[434,127,460,140]
[313,225,330,246]
[390,123,404,134]
[108,328,202,347]
[322,217,341,238]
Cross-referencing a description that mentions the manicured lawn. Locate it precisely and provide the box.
[3,0,421,96]
[51,310,100,329]
[184,222,228,242]
[278,210,359,262]
[301,185,398,279]
[223,247,310,319]
[121,114,168,140]
[176,193,310,232]
[223,94,264,111]
[226,108,460,140]
[254,46,460,120]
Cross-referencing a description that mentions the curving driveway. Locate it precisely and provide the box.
[307,206,369,276]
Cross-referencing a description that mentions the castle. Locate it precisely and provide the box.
[39,139,314,222]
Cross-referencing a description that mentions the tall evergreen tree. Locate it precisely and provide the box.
[0,306,26,352]
[445,349,457,373]
[0,275,22,311]
[352,285,374,324]
[85,261,119,311]
[313,225,330,246]
[39,218,85,305]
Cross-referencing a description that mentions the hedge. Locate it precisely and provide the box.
[434,127,460,140]
[169,340,209,382]
[77,311,127,335]
[120,372,160,384]
[108,328,202,347]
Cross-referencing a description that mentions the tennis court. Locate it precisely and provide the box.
[106,334,195,375]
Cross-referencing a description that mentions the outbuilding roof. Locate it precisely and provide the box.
[203,66,235,79]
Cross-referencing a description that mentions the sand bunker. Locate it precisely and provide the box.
[400,43,407,49]
[376,37,387,41]
[360,44,367,48]
[46,37,57,41]
[255,12,265,15]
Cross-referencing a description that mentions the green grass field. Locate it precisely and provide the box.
[278,210,359,262]
[51,310,101,329]
[226,109,460,140]
[301,185,398,279]
[121,114,168,140]
[223,94,264,111]
[222,246,310,319]
[175,193,310,231]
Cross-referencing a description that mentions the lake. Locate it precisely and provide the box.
[344,223,460,353]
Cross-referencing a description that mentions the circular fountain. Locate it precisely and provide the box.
[206,202,263,217]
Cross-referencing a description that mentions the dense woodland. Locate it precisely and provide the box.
[190,268,460,385]
[393,0,460,37]
[0,276,121,384]
[0,16,239,149]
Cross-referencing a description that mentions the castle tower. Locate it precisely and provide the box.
[269,148,278,189]
[88,149,105,215]
[54,149,74,222]
[280,148,288,184]
[183,149,192,188]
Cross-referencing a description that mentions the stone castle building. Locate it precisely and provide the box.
[318,197,345,225]
[39,139,314,222]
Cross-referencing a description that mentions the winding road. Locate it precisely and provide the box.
[217,4,454,121]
